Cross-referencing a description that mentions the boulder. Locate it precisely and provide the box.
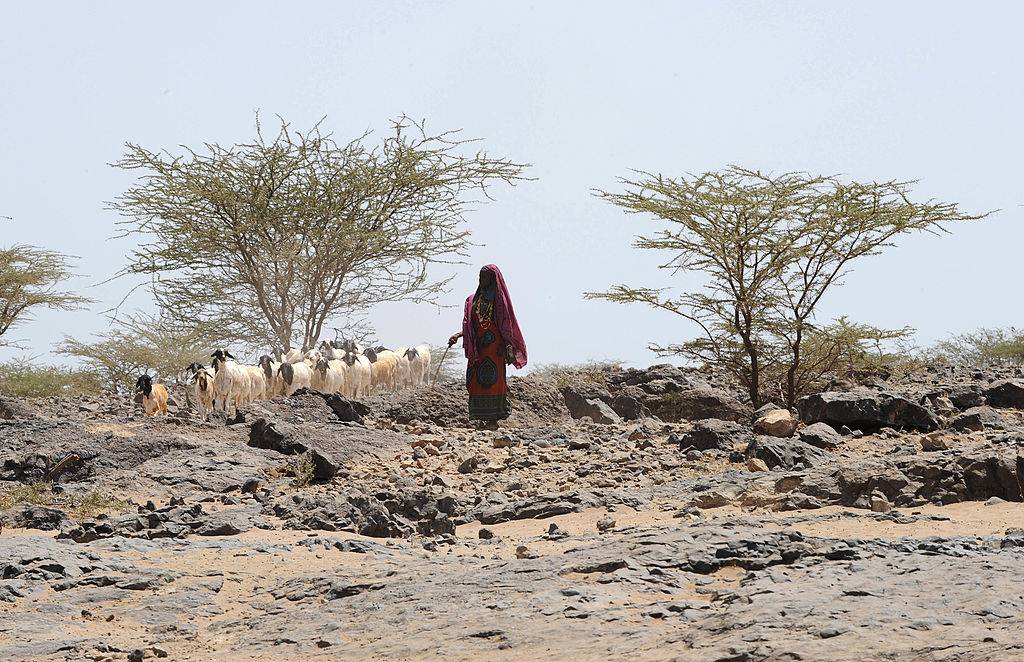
[944,385,986,410]
[798,422,842,449]
[0,397,39,420]
[248,418,307,455]
[983,380,1024,409]
[608,388,651,421]
[746,458,770,472]
[561,386,622,424]
[798,390,939,432]
[651,386,752,423]
[753,409,798,438]
[678,419,751,452]
[308,448,340,482]
[920,431,951,451]
[8,504,67,531]
[320,393,371,423]
[746,436,833,470]
[950,406,1005,432]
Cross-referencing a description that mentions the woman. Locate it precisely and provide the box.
[448,264,527,426]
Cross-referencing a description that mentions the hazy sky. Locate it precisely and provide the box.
[2,2,1021,371]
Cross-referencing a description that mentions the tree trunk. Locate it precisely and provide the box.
[785,327,802,409]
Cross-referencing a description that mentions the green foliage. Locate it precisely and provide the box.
[588,166,987,406]
[530,360,625,388]
[791,317,919,389]
[0,358,104,397]
[0,481,128,518]
[0,242,92,348]
[930,327,1024,365]
[288,453,316,487]
[111,115,528,352]
[57,312,226,392]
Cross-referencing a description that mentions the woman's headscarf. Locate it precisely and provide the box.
[462,264,528,369]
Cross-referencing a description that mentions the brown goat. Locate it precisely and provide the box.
[135,374,168,416]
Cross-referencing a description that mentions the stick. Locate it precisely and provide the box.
[433,344,453,385]
[46,453,81,482]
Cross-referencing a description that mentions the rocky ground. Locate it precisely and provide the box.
[1,363,1023,661]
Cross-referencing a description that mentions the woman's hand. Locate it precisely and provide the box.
[505,343,515,362]
[448,332,463,347]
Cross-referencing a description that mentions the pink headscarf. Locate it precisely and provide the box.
[462,264,528,369]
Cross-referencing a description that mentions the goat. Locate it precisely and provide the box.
[277,359,313,396]
[313,357,347,394]
[281,348,305,364]
[342,350,372,397]
[259,355,282,398]
[405,344,432,386]
[211,349,248,414]
[394,346,411,389]
[364,347,399,392]
[191,366,215,420]
[240,363,267,404]
[135,374,169,417]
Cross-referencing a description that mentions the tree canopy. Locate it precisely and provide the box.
[0,243,91,348]
[111,115,528,352]
[587,166,987,407]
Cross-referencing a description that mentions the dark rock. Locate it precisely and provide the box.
[678,419,751,452]
[0,396,38,420]
[943,385,986,410]
[798,390,939,432]
[983,380,1024,409]
[248,418,307,455]
[478,527,495,539]
[561,386,621,424]
[308,448,339,482]
[798,422,842,449]
[458,456,482,474]
[319,392,371,423]
[652,386,751,423]
[8,504,67,531]
[950,406,1005,432]
[746,436,832,470]
[608,389,651,421]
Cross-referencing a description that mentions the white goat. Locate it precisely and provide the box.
[211,349,248,414]
[406,344,432,386]
[240,363,267,403]
[191,366,216,420]
[278,359,313,396]
[313,358,347,394]
[342,351,372,397]
[394,346,411,389]
[258,355,282,398]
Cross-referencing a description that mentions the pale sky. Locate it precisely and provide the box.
[2,1,1021,371]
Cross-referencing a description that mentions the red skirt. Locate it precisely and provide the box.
[466,318,510,420]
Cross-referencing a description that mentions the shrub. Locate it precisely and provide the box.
[531,360,625,388]
[0,358,104,398]
[930,327,1024,365]
[0,481,128,518]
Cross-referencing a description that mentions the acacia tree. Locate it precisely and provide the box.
[57,312,228,391]
[587,167,986,407]
[0,243,91,348]
[111,116,528,352]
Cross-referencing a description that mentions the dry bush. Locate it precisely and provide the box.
[0,358,104,398]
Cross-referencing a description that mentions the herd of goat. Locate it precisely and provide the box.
[171,340,432,419]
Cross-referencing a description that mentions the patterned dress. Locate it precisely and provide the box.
[466,287,511,421]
